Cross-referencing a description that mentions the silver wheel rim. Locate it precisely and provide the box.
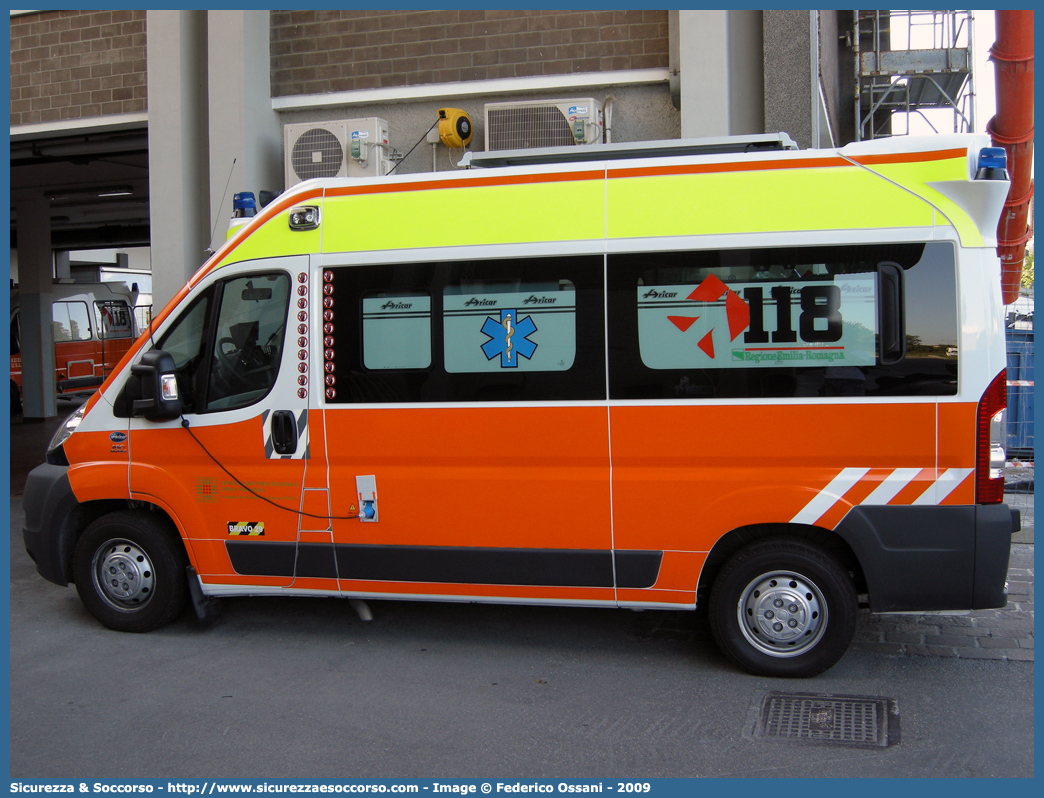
[91,538,156,612]
[737,570,827,658]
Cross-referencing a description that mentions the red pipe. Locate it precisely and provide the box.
[989,10,1034,305]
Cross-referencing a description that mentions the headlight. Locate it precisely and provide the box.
[47,404,86,458]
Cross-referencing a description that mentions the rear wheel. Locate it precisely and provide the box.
[708,537,857,677]
[10,380,21,415]
[73,511,188,632]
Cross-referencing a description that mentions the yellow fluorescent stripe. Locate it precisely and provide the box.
[203,153,977,272]
[321,181,605,252]
[215,201,325,269]
[862,158,985,247]
[606,166,935,239]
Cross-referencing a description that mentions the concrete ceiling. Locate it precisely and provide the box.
[10,125,151,251]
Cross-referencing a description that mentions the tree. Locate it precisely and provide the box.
[1021,246,1034,290]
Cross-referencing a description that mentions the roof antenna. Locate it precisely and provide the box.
[205,157,237,256]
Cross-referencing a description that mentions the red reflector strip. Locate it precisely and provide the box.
[975,370,1007,504]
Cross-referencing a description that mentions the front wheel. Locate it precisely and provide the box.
[72,510,189,632]
[708,538,857,677]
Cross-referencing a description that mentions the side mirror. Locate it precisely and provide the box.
[129,350,182,421]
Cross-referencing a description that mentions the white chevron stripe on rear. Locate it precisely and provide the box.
[791,467,870,525]
[912,468,975,505]
[861,468,924,505]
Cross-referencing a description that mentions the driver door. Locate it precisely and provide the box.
[128,257,309,590]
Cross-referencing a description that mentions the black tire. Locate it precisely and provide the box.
[10,380,21,415]
[708,537,857,678]
[72,510,189,632]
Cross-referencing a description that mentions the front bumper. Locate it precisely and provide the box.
[22,462,79,586]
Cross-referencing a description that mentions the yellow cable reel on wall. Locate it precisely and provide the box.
[438,108,473,149]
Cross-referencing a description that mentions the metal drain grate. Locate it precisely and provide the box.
[754,692,899,748]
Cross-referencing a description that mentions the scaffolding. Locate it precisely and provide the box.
[855,10,975,141]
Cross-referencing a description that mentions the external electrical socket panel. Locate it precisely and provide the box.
[356,475,378,522]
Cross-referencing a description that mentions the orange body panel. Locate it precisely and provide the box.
[940,472,975,505]
[67,462,130,502]
[938,403,977,465]
[130,416,305,584]
[300,493,333,530]
[609,402,941,554]
[64,429,130,500]
[323,406,612,551]
[937,402,978,505]
[183,539,244,580]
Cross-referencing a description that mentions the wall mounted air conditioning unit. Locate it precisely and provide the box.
[484,99,603,151]
[284,118,390,188]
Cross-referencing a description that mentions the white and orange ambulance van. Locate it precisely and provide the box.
[22,132,1019,677]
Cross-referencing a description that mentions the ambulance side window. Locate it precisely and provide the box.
[322,256,605,403]
[608,242,958,399]
[361,291,432,370]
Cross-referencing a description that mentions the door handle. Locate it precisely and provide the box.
[271,410,298,455]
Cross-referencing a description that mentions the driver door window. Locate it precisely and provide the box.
[158,292,211,412]
[144,271,290,416]
[206,274,291,411]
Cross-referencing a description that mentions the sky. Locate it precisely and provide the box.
[894,10,996,136]
[972,10,997,135]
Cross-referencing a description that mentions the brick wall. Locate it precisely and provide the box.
[271,9,669,97]
[10,10,147,127]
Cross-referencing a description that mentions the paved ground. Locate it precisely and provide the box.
[8,405,1034,778]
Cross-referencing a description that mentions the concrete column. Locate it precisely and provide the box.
[678,10,729,137]
[54,251,70,280]
[15,194,57,418]
[763,10,815,148]
[727,11,765,136]
[675,10,765,138]
[206,10,282,254]
[146,10,211,312]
